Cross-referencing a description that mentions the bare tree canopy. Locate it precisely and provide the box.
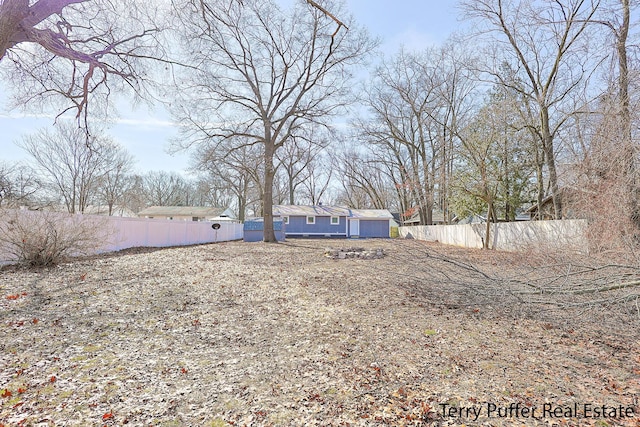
[462,0,601,220]
[18,123,128,213]
[0,161,41,207]
[171,0,376,241]
[0,0,167,121]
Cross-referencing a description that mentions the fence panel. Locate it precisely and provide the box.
[105,216,243,252]
[0,209,244,262]
[399,219,588,252]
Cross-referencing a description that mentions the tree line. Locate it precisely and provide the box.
[0,0,638,248]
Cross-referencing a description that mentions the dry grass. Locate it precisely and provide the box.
[1,239,639,426]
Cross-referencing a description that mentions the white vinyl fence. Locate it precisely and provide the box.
[103,216,244,251]
[0,209,244,262]
[399,219,588,252]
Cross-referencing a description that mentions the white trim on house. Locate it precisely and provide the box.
[306,216,316,224]
[330,216,340,225]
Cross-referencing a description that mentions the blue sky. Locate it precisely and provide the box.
[0,1,463,175]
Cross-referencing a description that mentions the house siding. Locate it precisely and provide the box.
[285,215,347,236]
[359,219,390,238]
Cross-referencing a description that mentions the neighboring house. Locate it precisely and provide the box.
[401,208,447,226]
[525,189,580,220]
[526,195,557,220]
[137,206,235,221]
[273,205,394,238]
[455,213,487,225]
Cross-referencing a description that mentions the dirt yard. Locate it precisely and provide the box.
[1,239,639,426]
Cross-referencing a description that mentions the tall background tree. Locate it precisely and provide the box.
[170,0,376,241]
[567,0,640,251]
[18,124,132,213]
[95,144,135,215]
[0,161,41,208]
[353,44,476,224]
[462,0,601,220]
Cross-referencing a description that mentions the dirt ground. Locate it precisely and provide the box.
[1,239,639,426]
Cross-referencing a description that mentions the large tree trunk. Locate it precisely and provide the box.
[263,141,276,243]
[288,171,295,205]
[541,106,562,219]
[616,0,639,230]
[237,190,246,223]
[484,198,493,249]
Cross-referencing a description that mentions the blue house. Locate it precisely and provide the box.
[273,205,393,238]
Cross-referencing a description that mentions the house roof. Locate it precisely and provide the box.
[273,205,393,219]
[403,209,446,224]
[350,209,394,219]
[525,195,554,213]
[137,206,229,217]
[274,205,351,217]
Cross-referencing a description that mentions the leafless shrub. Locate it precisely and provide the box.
[569,145,640,263]
[0,209,112,267]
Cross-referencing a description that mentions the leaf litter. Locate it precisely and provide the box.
[0,239,639,426]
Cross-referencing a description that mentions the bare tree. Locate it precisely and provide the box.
[0,161,41,208]
[18,123,116,213]
[356,46,475,224]
[0,0,168,123]
[591,0,639,229]
[548,0,640,253]
[462,0,601,219]
[299,152,334,205]
[191,140,264,221]
[171,0,376,241]
[275,127,330,205]
[140,170,190,207]
[189,175,235,210]
[333,148,396,210]
[96,144,136,215]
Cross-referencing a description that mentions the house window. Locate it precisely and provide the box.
[306,216,315,224]
[282,216,289,225]
[330,216,340,225]
[192,217,199,221]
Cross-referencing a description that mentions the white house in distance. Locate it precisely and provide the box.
[137,206,236,222]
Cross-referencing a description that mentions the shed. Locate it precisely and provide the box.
[243,219,286,242]
[273,205,393,238]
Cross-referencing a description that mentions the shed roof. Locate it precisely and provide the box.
[273,205,393,219]
[137,206,228,217]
